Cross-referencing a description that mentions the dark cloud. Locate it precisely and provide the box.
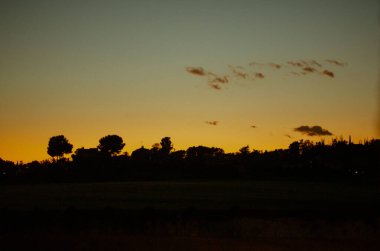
[207,74,229,90]
[251,125,257,128]
[288,60,323,69]
[255,72,265,79]
[322,70,334,78]
[186,66,228,90]
[294,125,333,136]
[310,60,322,67]
[249,62,282,70]
[208,83,221,90]
[186,67,207,76]
[231,68,249,79]
[205,121,219,126]
[287,61,306,68]
[303,67,316,73]
[209,74,229,84]
[235,71,249,79]
[186,59,344,90]
[326,59,347,67]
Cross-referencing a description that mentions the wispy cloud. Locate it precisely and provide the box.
[186,66,230,90]
[294,125,333,136]
[287,61,306,68]
[205,121,219,126]
[269,63,282,69]
[208,73,229,84]
[186,67,207,76]
[284,134,293,139]
[208,83,221,90]
[322,70,334,78]
[186,58,345,91]
[250,62,282,69]
[255,72,265,79]
[207,74,229,90]
[310,60,322,67]
[231,68,249,79]
[303,67,317,73]
[326,59,347,67]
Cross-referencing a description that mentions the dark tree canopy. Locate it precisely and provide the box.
[131,146,151,161]
[47,135,73,159]
[239,145,250,155]
[160,137,173,155]
[2,136,380,183]
[98,135,125,156]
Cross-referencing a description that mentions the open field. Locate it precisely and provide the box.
[1,180,379,250]
[1,180,379,211]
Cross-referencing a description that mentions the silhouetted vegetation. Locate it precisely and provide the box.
[47,135,73,160]
[98,135,125,156]
[2,136,379,250]
[1,135,379,183]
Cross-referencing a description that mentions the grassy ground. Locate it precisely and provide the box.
[2,232,380,251]
[1,180,379,250]
[1,180,378,210]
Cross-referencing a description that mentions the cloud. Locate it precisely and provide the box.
[303,67,317,73]
[231,68,249,79]
[309,60,322,67]
[326,59,347,67]
[284,134,293,139]
[291,72,301,76]
[186,58,344,91]
[208,83,221,90]
[288,60,324,69]
[322,70,334,78]
[287,61,306,68]
[186,66,228,90]
[251,125,257,128]
[269,63,282,69]
[205,121,219,126]
[186,67,207,76]
[208,73,229,84]
[207,73,229,90]
[250,62,282,69]
[294,125,333,136]
[255,72,265,79]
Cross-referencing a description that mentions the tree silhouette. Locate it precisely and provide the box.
[131,146,151,162]
[98,135,125,156]
[160,137,173,155]
[47,135,73,160]
[239,145,250,156]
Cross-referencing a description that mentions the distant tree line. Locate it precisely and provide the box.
[1,135,379,183]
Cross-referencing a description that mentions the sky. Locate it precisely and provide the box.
[0,0,379,162]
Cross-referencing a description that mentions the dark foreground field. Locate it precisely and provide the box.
[1,180,379,250]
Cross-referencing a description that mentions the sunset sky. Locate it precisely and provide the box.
[1,0,379,162]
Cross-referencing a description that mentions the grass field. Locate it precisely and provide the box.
[1,180,380,250]
[0,181,380,210]
[1,180,379,211]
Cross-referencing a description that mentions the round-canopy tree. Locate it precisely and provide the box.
[98,135,125,156]
[47,135,73,160]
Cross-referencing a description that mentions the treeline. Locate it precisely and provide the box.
[1,135,380,183]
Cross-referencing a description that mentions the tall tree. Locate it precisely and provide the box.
[47,135,73,160]
[160,137,173,155]
[98,135,125,156]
